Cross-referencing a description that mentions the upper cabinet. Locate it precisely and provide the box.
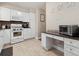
[10,9,24,21]
[23,12,29,22]
[0,7,34,22]
[0,7,10,21]
[29,12,36,37]
[23,12,34,22]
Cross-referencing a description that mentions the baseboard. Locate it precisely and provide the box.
[3,37,35,49]
[24,37,35,40]
[35,37,41,40]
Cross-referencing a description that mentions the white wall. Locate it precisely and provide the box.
[46,2,79,31]
[35,8,46,39]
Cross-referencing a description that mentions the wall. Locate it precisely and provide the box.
[35,8,46,39]
[46,2,79,31]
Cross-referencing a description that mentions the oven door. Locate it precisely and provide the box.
[11,31,23,39]
[13,32,22,37]
[11,31,24,44]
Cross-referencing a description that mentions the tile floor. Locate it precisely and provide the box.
[13,39,64,56]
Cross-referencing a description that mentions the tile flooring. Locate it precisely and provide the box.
[13,39,64,56]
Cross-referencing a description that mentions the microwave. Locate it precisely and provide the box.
[59,25,79,37]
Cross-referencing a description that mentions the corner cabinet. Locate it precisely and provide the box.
[0,7,10,21]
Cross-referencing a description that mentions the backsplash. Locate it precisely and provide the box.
[0,21,30,29]
[22,22,30,28]
[0,21,10,29]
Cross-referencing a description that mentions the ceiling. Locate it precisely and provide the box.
[1,2,46,9]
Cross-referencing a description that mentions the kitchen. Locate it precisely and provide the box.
[0,2,79,56]
[0,5,36,55]
[0,2,46,56]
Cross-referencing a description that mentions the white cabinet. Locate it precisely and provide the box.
[23,12,36,39]
[24,12,35,22]
[41,33,53,50]
[29,12,35,37]
[10,9,24,21]
[64,38,79,56]
[0,7,10,21]
[23,28,33,39]
[64,51,76,56]
[23,12,29,22]
[41,33,64,51]
[4,29,11,44]
[0,30,4,53]
[0,37,4,53]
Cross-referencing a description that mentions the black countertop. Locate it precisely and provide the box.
[44,32,79,40]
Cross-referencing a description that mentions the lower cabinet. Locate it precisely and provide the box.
[0,37,4,53]
[0,30,4,53]
[41,33,79,56]
[64,38,79,56]
[64,50,77,56]
[23,28,34,40]
[4,29,11,44]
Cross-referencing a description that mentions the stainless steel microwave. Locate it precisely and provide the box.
[59,25,79,36]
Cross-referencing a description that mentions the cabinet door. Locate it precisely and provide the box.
[4,29,11,44]
[29,12,35,37]
[10,9,23,21]
[23,28,32,39]
[64,51,77,56]
[0,30,4,53]
[10,9,16,21]
[24,13,29,22]
[0,38,4,53]
[41,33,54,50]
[0,7,10,21]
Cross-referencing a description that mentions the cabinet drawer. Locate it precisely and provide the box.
[64,38,79,48]
[64,50,76,56]
[64,44,79,55]
[52,35,64,41]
